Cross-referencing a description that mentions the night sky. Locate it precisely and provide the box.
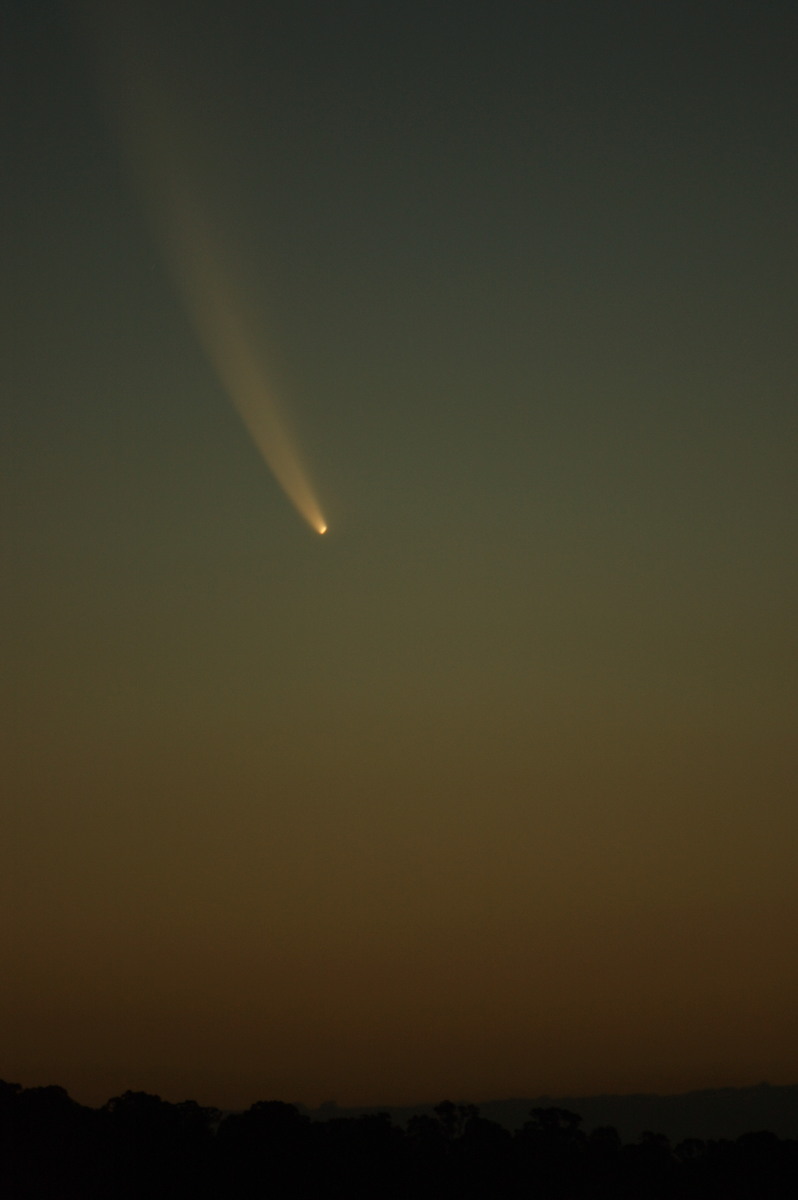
[2,0,797,1111]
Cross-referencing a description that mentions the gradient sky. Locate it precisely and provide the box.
[2,0,797,1110]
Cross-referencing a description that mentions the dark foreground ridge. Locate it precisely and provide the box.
[2,1079,798,1199]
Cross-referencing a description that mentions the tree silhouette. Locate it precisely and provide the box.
[1,1078,797,1199]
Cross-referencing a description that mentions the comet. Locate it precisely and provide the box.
[77,1,328,536]
[157,180,329,537]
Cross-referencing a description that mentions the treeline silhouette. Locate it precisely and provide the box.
[2,1081,797,1198]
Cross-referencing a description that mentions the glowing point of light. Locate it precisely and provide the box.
[318,523,328,535]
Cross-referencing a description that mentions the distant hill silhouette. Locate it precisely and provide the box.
[302,1083,798,1143]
